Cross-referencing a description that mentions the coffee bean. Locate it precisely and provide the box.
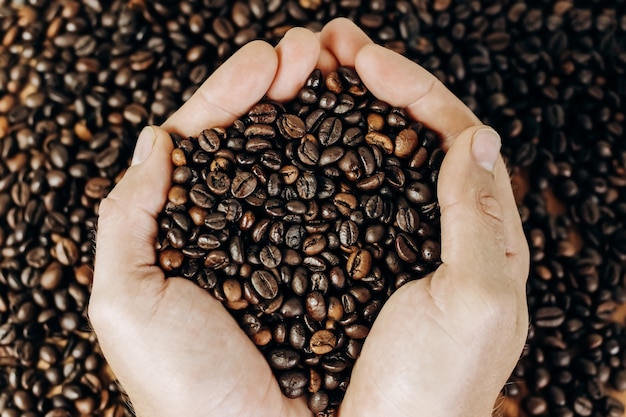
[231,171,257,198]
[308,391,330,413]
[395,233,420,263]
[251,270,279,300]
[535,306,566,328]
[269,348,300,370]
[310,330,337,355]
[396,207,419,233]
[278,371,308,392]
[573,397,593,417]
[346,249,372,280]
[305,291,326,322]
[277,114,306,139]
[206,171,231,195]
[318,116,343,146]
[259,244,282,268]
[249,103,278,124]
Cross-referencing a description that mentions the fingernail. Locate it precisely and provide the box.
[131,126,155,166]
[471,128,501,173]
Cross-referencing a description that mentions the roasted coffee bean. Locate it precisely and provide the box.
[251,270,279,300]
[269,348,300,370]
[396,207,419,233]
[305,291,327,322]
[231,171,257,198]
[395,233,420,263]
[310,330,337,355]
[346,249,372,280]
[259,244,282,268]
[249,103,278,124]
[277,114,306,139]
[405,181,432,205]
[189,184,216,208]
[535,306,566,328]
[318,117,343,146]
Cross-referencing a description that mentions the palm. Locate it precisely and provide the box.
[341,268,526,417]
[139,276,309,417]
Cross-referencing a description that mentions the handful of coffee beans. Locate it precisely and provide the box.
[156,67,443,415]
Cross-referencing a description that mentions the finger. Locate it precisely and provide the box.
[92,126,173,296]
[436,126,527,286]
[162,41,278,136]
[354,44,481,149]
[320,17,373,66]
[266,27,320,101]
[316,32,339,73]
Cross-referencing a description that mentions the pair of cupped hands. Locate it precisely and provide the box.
[89,19,529,417]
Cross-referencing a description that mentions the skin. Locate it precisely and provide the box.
[89,18,529,417]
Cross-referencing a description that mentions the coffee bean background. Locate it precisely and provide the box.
[0,0,625,416]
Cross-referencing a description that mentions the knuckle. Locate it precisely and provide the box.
[476,190,504,225]
[475,188,506,245]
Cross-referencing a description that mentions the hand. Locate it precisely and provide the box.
[89,18,530,417]
[318,19,530,417]
[88,28,321,417]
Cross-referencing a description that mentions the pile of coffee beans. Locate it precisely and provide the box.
[1,0,625,416]
[157,67,442,414]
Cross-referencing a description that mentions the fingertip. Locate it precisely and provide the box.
[162,40,278,136]
[471,128,501,173]
[321,17,372,66]
[267,27,320,101]
[317,47,339,74]
[355,44,480,145]
[354,43,417,107]
[107,125,173,212]
[240,39,279,65]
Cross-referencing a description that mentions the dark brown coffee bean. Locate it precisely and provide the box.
[296,172,317,200]
[269,348,300,370]
[308,391,330,414]
[204,212,227,230]
[535,307,566,328]
[206,171,231,195]
[310,330,336,355]
[396,207,419,233]
[251,270,279,300]
[294,231,324,255]
[395,233,419,263]
[249,103,278,124]
[339,220,359,246]
[319,146,344,166]
[231,171,257,198]
[278,371,308,391]
[405,181,432,205]
[277,114,306,139]
[305,291,326,322]
[573,397,593,417]
[189,184,216,208]
[523,395,548,415]
[421,240,441,263]
[259,244,282,268]
[318,116,343,146]
[297,135,320,165]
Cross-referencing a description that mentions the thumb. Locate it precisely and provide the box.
[92,126,173,297]
[437,126,506,281]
